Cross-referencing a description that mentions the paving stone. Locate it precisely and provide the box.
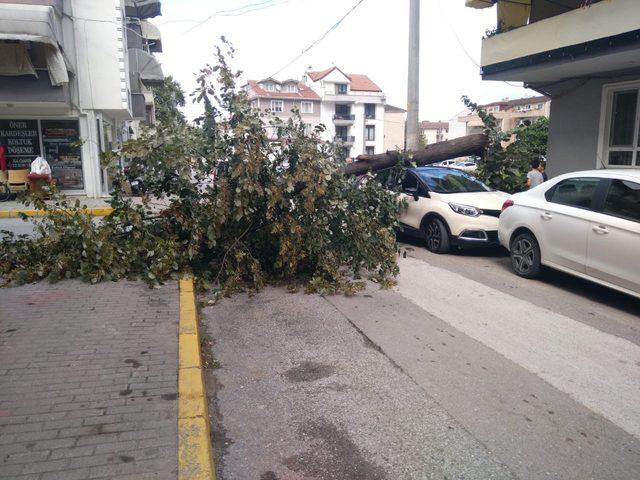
[0,280,179,480]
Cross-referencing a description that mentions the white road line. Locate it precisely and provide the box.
[396,256,640,439]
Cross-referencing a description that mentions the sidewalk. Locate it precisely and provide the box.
[0,280,179,480]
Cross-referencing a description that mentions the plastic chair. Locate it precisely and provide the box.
[7,169,29,193]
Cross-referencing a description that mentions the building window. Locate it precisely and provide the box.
[270,100,284,112]
[263,82,275,92]
[537,103,544,109]
[365,104,376,119]
[284,83,297,93]
[365,125,376,141]
[602,82,640,167]
[300,101,313,114]
[335,83,348,95]
[365,146,375,155]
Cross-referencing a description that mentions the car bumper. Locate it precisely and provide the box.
[452,230,500,247]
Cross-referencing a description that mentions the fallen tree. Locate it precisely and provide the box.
[342,133,488,176]
[0,43,401,295]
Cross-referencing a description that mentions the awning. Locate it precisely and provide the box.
[0,4,70,86]
[140,20,162,52]
[125,0,162,20]
[128,48,164,86]
[0,43,37,77]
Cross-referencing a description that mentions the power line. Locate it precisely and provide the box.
[436,0,523,89]
[178,0,283,35]
[269,0,367,79]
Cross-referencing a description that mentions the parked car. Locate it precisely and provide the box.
[433,159,458,167]
[376,166,509,253]
[499,169,640,299]
[452,161,478,173]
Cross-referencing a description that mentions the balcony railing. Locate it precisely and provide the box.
[333,114,355,121]
[334,135,355,144]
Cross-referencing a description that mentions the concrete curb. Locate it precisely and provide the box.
[0,207,114,218]
[178,278,217,480]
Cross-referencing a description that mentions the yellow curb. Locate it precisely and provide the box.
[0,207,114,218]
[178,278,216,480]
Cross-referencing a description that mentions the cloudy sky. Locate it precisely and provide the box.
[155,0,535,121]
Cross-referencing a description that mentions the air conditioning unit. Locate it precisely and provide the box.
[465,0,494,8]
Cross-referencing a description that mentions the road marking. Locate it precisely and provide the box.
[396,256,640,439]
[178,278,216,480]
[0,207,114,218]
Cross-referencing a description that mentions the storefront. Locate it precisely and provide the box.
[0,119,84,190]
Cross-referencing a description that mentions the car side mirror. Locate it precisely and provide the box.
[404,187,420,201]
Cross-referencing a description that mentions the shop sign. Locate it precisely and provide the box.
[0,120,41,169]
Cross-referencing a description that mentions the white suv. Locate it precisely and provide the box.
[499,169,640,299]
[377,167,509,253]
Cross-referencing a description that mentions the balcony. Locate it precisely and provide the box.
[479,0,640,82]
[333,113,355,125]
[334,135,355,146]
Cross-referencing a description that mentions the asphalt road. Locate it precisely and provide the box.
[201,239,640,480]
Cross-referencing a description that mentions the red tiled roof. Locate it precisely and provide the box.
[307,67,382,93]
[420,121,448,130]
[246,80,320,100]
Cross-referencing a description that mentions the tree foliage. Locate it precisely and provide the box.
[462,96,548,193]
[1,43,401,295]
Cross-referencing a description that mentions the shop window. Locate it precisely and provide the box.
[41,120,83,190]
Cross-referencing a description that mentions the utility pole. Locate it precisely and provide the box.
[406,0,420,151]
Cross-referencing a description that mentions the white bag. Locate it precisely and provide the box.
[30,157,52,176]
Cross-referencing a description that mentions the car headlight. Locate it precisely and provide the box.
[449,202,482,217]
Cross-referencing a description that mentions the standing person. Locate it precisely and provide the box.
[539,159,548,182]
[526,159,544,189]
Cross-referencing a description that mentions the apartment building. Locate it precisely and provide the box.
[304,67,386,158]
[420,121,449,144]
[383,105,406,151]
[458,96,551,135]
[466,0,640,175]
[0,0,163,197]
[245,78,321,139]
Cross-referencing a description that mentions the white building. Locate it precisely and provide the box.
[304,67,386,158]
[0,0,163,198]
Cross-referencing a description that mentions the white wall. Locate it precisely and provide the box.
[73,0,131,116]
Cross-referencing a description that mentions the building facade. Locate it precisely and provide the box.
[466,0,640,176]
[457,96,551,135]
[245,78,321,139]
[304,67,386,157]
[0,0,163,198]
[383,105,406,152]
[419,121,449,144]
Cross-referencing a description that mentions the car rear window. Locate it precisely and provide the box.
[603,179,640,222]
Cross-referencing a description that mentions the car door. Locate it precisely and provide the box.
[399,171,431,230]
[586,178,640,294]
[537,177,602,272]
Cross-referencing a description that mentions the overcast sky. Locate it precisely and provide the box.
[155,0,536,121]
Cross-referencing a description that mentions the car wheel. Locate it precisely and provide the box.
[510,232,541,278]
[424,218,451,254]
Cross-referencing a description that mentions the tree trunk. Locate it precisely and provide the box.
[341,134,488,176]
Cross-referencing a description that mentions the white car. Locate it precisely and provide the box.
[377,167,509,253]
[452,161,478,173]
[434,159,458,167]
[499,169,640,299]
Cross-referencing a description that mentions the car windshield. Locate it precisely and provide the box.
[415,167,490,193]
